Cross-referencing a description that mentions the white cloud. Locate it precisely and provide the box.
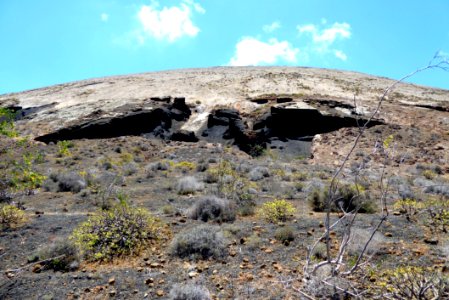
[263,21,281,33]
[334,50,347,61]
[101,13,109,22]
[229,37,299,66]
[297,22,351,44]
[297,21,351,60]
[137,0,205,43]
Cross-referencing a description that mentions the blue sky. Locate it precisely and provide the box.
[1,0,448,94]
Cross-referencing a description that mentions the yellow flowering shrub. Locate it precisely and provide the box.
[71,203,163,261]
[0,204,26,230]
[259,199,296,223]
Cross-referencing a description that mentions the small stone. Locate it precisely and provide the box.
[307,230,314,236]
[188,271,198,278]
[32,264,43,273]
[145,278,154,285]
[264,248,273,253]
[108,278,116,285]
[384,232,393,237]
[137,267,144,272]
[212,269,218,274]
[109,290,116,297]
[156,290,165,297]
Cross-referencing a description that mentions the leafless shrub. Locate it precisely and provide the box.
[168,283,211,300]
[176,176,204,195]
[169,224,227,260]
[187,196,236,223]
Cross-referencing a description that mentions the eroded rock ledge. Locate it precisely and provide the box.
[33,96,383,157]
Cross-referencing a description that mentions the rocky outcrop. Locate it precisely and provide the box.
[1,67,448,157]
[35,97,193,143]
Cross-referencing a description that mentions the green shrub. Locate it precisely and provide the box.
[71,203,162,261]
[10,153,46,193]
[187,196,236,223]
[308,184,376,213]
[258,199,296,223]
[422,169,437,180]
[169,224,227,260]
[0,108,17,137]
[393,198,423,220]
[375,266,449,299]
[423,197,449,233]
[57,140,74,157]
[0,204,26,230]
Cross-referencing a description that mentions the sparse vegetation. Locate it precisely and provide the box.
[187,196,236,223]
[44,171,87,193]
[375,266,449,299]
[57,140,74,157]
[176,176,204,195]
[308,183,376,213]
[168,284,212,300]
[258,199,295,223]
[0,204,26,230]
[0,107,17,137]
[71,203,162,261]
[169,224,227,260]
[274,226,295,244]
[36,239,79,271]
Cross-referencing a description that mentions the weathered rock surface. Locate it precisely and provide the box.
[1,67,448,157]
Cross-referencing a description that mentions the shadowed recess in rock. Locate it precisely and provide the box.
[35,98,192,143]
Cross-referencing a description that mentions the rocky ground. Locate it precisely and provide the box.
[0,67,448,299]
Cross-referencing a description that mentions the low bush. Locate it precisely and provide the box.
[172,161,196,172]
[258,199,296,223]
[424,184,449,197]
[393,198,423,220]
[71,203,162,261]
[248,166,270,181]
[0,108,17,137]
[188,196,236,223]
[0,204,26,230]
[375,266,449,299]
[274,226,295,244]
[422,170,437,180]
[146,161,170,172]
[308,184,376,213]
[168,284,211,300]
[423,197,449,233]
[36,239,79,271]
[57,140,74,157]
[44,172,87,193]
[176,176,204,195]
[169,224,227,260]
[122,162,138,176]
